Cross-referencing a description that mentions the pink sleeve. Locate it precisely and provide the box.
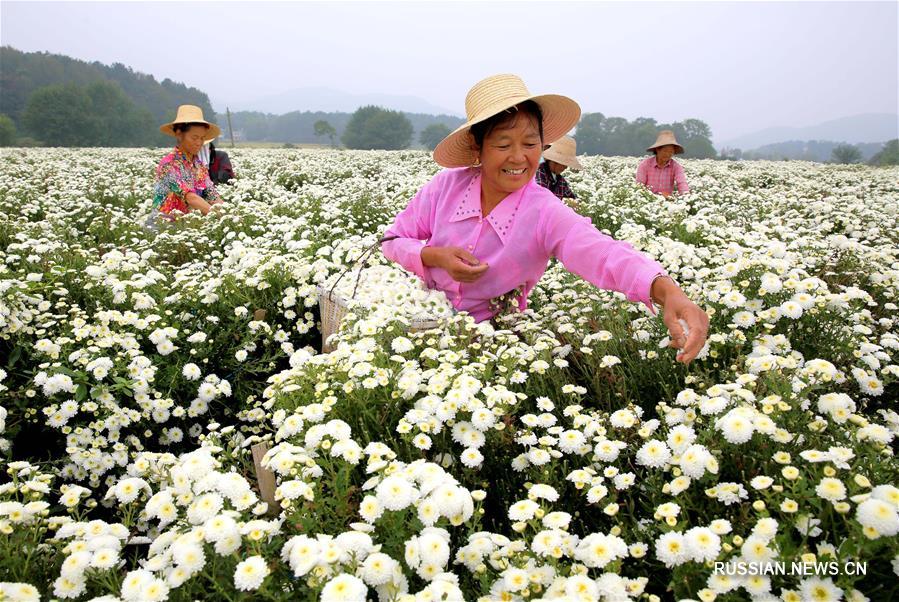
[635,159,648,185]
[539,199,665,312]
[381,180,435,280]
[675,162,690,194]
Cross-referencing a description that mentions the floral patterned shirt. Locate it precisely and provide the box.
[153,147,222,214]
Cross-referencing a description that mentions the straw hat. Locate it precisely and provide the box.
[159,105,221,140]
[646,130,684,154]
[543,135,583,171]
[433,74,581,168]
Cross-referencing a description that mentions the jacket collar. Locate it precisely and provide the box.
[448,170,525,245]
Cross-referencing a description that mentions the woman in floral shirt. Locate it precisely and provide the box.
[152,105,224,218]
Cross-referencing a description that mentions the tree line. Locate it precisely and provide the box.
[720,139,898,165]
[228,109,463,149]
[329,108,719,158]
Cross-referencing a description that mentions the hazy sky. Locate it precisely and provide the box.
[2,1,897,143]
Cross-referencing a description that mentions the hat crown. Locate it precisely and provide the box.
[464,74,531,122]
[549,135,576,156]
[647,129,684,153]
[173,105,207,124]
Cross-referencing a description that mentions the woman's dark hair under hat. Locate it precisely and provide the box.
[470,100,544,148]
[172,122,211,134]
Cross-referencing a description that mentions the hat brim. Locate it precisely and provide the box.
[647,142,684,155]
[160,121,222,141]
[543,148,583,171]
[433,93,581,168]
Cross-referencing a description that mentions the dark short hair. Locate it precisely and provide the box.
[469,100,544,148]
[172,122,210,134]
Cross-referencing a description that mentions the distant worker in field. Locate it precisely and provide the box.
[149,105,224,222]
[636,130,690,197]
[535,135,581,203]
[198,139,236,185]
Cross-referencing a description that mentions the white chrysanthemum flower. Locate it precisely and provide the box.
[186,493,224,524]
[542,511,572,530]
[609,409,637,428]
[529,484,559,502]
[112,477,149,504]
[680,444,712,479]
[60,551,91,579]
[799,577,843,602]
[565,574,599,600]
[856,498,899,537]
[684,527,721,562]
[655,531,689,567]
[283,535,320,577]
[716,408,756,444]
[586,484,609,503]
[375,476,416,511]
[360,552,398,586]
[417,531,451,568]
[359,495,383,523]
[171,541,205,574]
[575,532,628,568]
[871,484,899,507]
[460,447,484,468]
[320,572,368,601]
[666,424,696,453]
[0,583,40,602]
[233,555,269,591]
[750,476,774,490]
[557,429,587,453]
[503,567,530,592]
[780,300,804,319]
[181,363,201,381]
[816,477,847,502]
[636,440,671,468]
[120,569,154,601]
[593,439,624,461]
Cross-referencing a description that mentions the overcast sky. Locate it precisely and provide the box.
[2,1,897,143]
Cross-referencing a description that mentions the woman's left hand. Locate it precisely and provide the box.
[651,277,710,364]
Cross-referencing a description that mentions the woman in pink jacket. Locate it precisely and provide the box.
[382,75,708,363]
[636,130,690,197]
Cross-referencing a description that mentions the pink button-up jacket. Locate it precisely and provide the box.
[635,156,690,196]
[382,167,666,322]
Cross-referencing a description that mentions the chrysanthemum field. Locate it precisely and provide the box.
[1,148,898,601]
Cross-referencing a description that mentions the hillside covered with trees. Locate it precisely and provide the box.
[0,46,215,147]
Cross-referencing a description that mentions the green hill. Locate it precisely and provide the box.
[0,46,215,146]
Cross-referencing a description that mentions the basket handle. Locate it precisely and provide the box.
[328,234,400,301]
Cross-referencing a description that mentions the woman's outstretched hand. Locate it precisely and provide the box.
[421,246,489,283]
[651,276,710,364]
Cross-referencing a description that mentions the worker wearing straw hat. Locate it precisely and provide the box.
[382,75,709,363]
[535,135,582,201]
[150,105,224,220]
[636,130,690,197]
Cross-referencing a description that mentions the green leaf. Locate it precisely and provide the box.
[7,346,21,368]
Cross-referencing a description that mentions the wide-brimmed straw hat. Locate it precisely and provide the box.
[646,130,684,154]
[433,74,581,168]
[160,105,221,140]
[543,135,583,171]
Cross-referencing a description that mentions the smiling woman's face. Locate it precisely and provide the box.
[477,112,543,202]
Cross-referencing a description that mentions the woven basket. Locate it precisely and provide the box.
[317,285,441,353]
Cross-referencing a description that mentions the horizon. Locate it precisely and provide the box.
[3,43,896,150]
